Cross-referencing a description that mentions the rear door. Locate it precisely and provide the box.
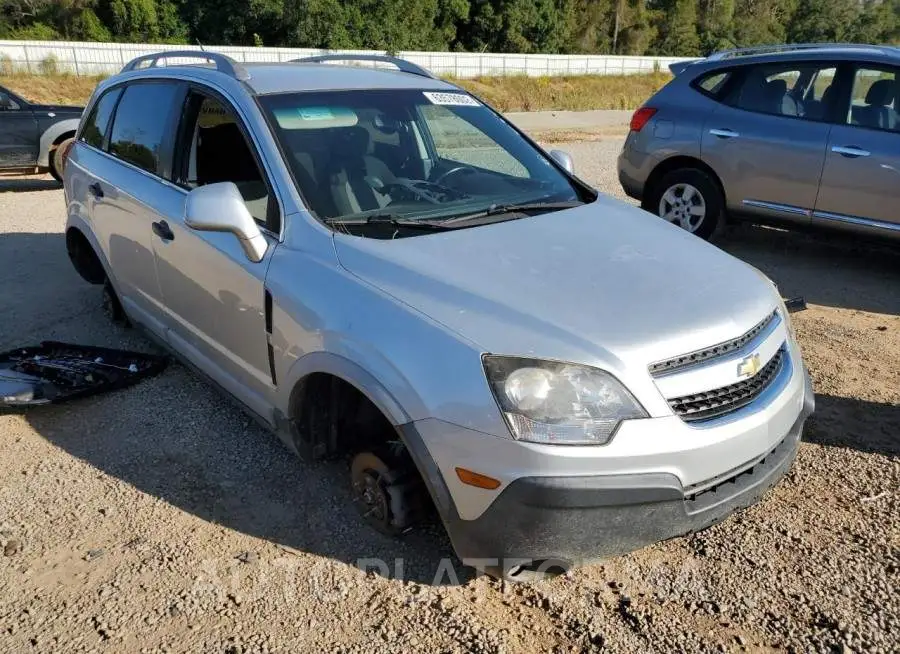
[701,61,837,225]
[0,87,39,167]
[814,64,900,236]
[84,80,185,337]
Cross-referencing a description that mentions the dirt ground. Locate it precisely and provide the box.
[0,141,897,654]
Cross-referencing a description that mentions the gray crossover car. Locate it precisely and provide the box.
[619,43,900,241]
[64,52,813,580]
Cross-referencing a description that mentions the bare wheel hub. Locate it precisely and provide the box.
[350,448,423,536]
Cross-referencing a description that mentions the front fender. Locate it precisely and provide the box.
[38,118,80,167]
[280,349,418,427]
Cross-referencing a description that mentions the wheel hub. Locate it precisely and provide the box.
[658,182,706,233]
[354,470,389,524]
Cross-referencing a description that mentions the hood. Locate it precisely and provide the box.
[333,196,779,370]
[30,103,83,114]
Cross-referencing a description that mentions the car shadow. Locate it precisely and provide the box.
[0,176,61,192]
[804,394,900,457]
[1,232,468,586]
[716,224,900,316]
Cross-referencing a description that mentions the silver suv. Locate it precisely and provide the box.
[65,52,814,580]
[619,44,900,241]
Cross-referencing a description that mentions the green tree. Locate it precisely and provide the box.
[653,0,701,56]
[788,0,859,43]
[699,0,736,53]
[463,0,574,53]
[731,0,796,46]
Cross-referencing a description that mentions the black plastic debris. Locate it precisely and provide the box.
[784,297,808,313]
[0,341,167,407]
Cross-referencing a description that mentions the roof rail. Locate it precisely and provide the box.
[291,54,436,79]
[708,43,899,61]
[121,50,250,81]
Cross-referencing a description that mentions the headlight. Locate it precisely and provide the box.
[483,356,647,445]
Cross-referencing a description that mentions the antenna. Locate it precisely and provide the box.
[196,39,206,52]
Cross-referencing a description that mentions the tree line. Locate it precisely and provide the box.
[1,0,899,57]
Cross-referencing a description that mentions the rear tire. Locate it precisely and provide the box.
[102,280,129,326]
[48,136,75,183]
[646,168,723,240]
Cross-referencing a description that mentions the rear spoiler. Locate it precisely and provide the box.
[669,59,702,76]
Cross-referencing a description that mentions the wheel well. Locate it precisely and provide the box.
[66,227,106,284]
[289,373,398,460]
[51,130,76,149]
[643,156,727,210]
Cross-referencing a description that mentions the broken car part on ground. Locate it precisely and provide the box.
[0,341,166,407]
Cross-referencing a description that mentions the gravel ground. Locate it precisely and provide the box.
[0,140,898,654]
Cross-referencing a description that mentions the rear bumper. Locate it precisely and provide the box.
[617,136,656,202]
[402,366,814,571]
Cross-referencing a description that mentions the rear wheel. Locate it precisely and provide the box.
[647,168,723,240]
[102,280,129,326]
[49,136,75,182]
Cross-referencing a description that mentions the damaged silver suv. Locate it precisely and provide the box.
[64,52,814,580]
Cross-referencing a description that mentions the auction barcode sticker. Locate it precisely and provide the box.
[423,92,480,107]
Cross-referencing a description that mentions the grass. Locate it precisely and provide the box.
[0,73,106,105]
[452,73,671,112]
[1,71,669,111]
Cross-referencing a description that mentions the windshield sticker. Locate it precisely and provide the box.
[423,92,480,107]
[272,106,358,130]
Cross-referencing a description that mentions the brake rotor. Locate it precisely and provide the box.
[350,450,409,536]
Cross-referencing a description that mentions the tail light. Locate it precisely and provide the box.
[629,107,657,132]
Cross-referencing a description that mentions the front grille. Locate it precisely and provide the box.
[649,311,778,376]
[669,346,786,422]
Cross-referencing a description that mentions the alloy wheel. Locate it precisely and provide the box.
[658,183,707,232]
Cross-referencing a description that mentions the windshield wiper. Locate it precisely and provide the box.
[440,200,584,226]
[325,212,451,231]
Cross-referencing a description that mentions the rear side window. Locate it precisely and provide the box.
[694,71,732,98]
[108,83,180,176]
[727,62,837,121]
[80,87,122,149]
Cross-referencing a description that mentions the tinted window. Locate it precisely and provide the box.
[178,93,274,228]
[108,83,180,175]
[729,63,837,121]
[80,87,122,148]
[695,71,731,98]
[847,66,899,132]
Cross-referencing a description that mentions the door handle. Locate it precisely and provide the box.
[152,220,174,241]
[88,182,104,198]
[832,145,870,158]
[710,128,740,139]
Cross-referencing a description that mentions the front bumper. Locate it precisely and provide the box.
[445,407,806,568]
[402,364,814,570]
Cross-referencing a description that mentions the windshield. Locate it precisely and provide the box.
[259,89,588,234]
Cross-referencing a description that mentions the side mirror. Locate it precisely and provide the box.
[185,182,268,263]
[549,149,574,174]
[0,94,18,111]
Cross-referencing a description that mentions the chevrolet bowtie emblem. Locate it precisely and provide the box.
[737,353,762,378]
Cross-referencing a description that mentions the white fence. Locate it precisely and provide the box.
[0,40,686,78]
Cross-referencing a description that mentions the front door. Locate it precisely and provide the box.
[151,89,279,421]
[701,61,837,225]
[0,88,38,167]
[814,64,900,236]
